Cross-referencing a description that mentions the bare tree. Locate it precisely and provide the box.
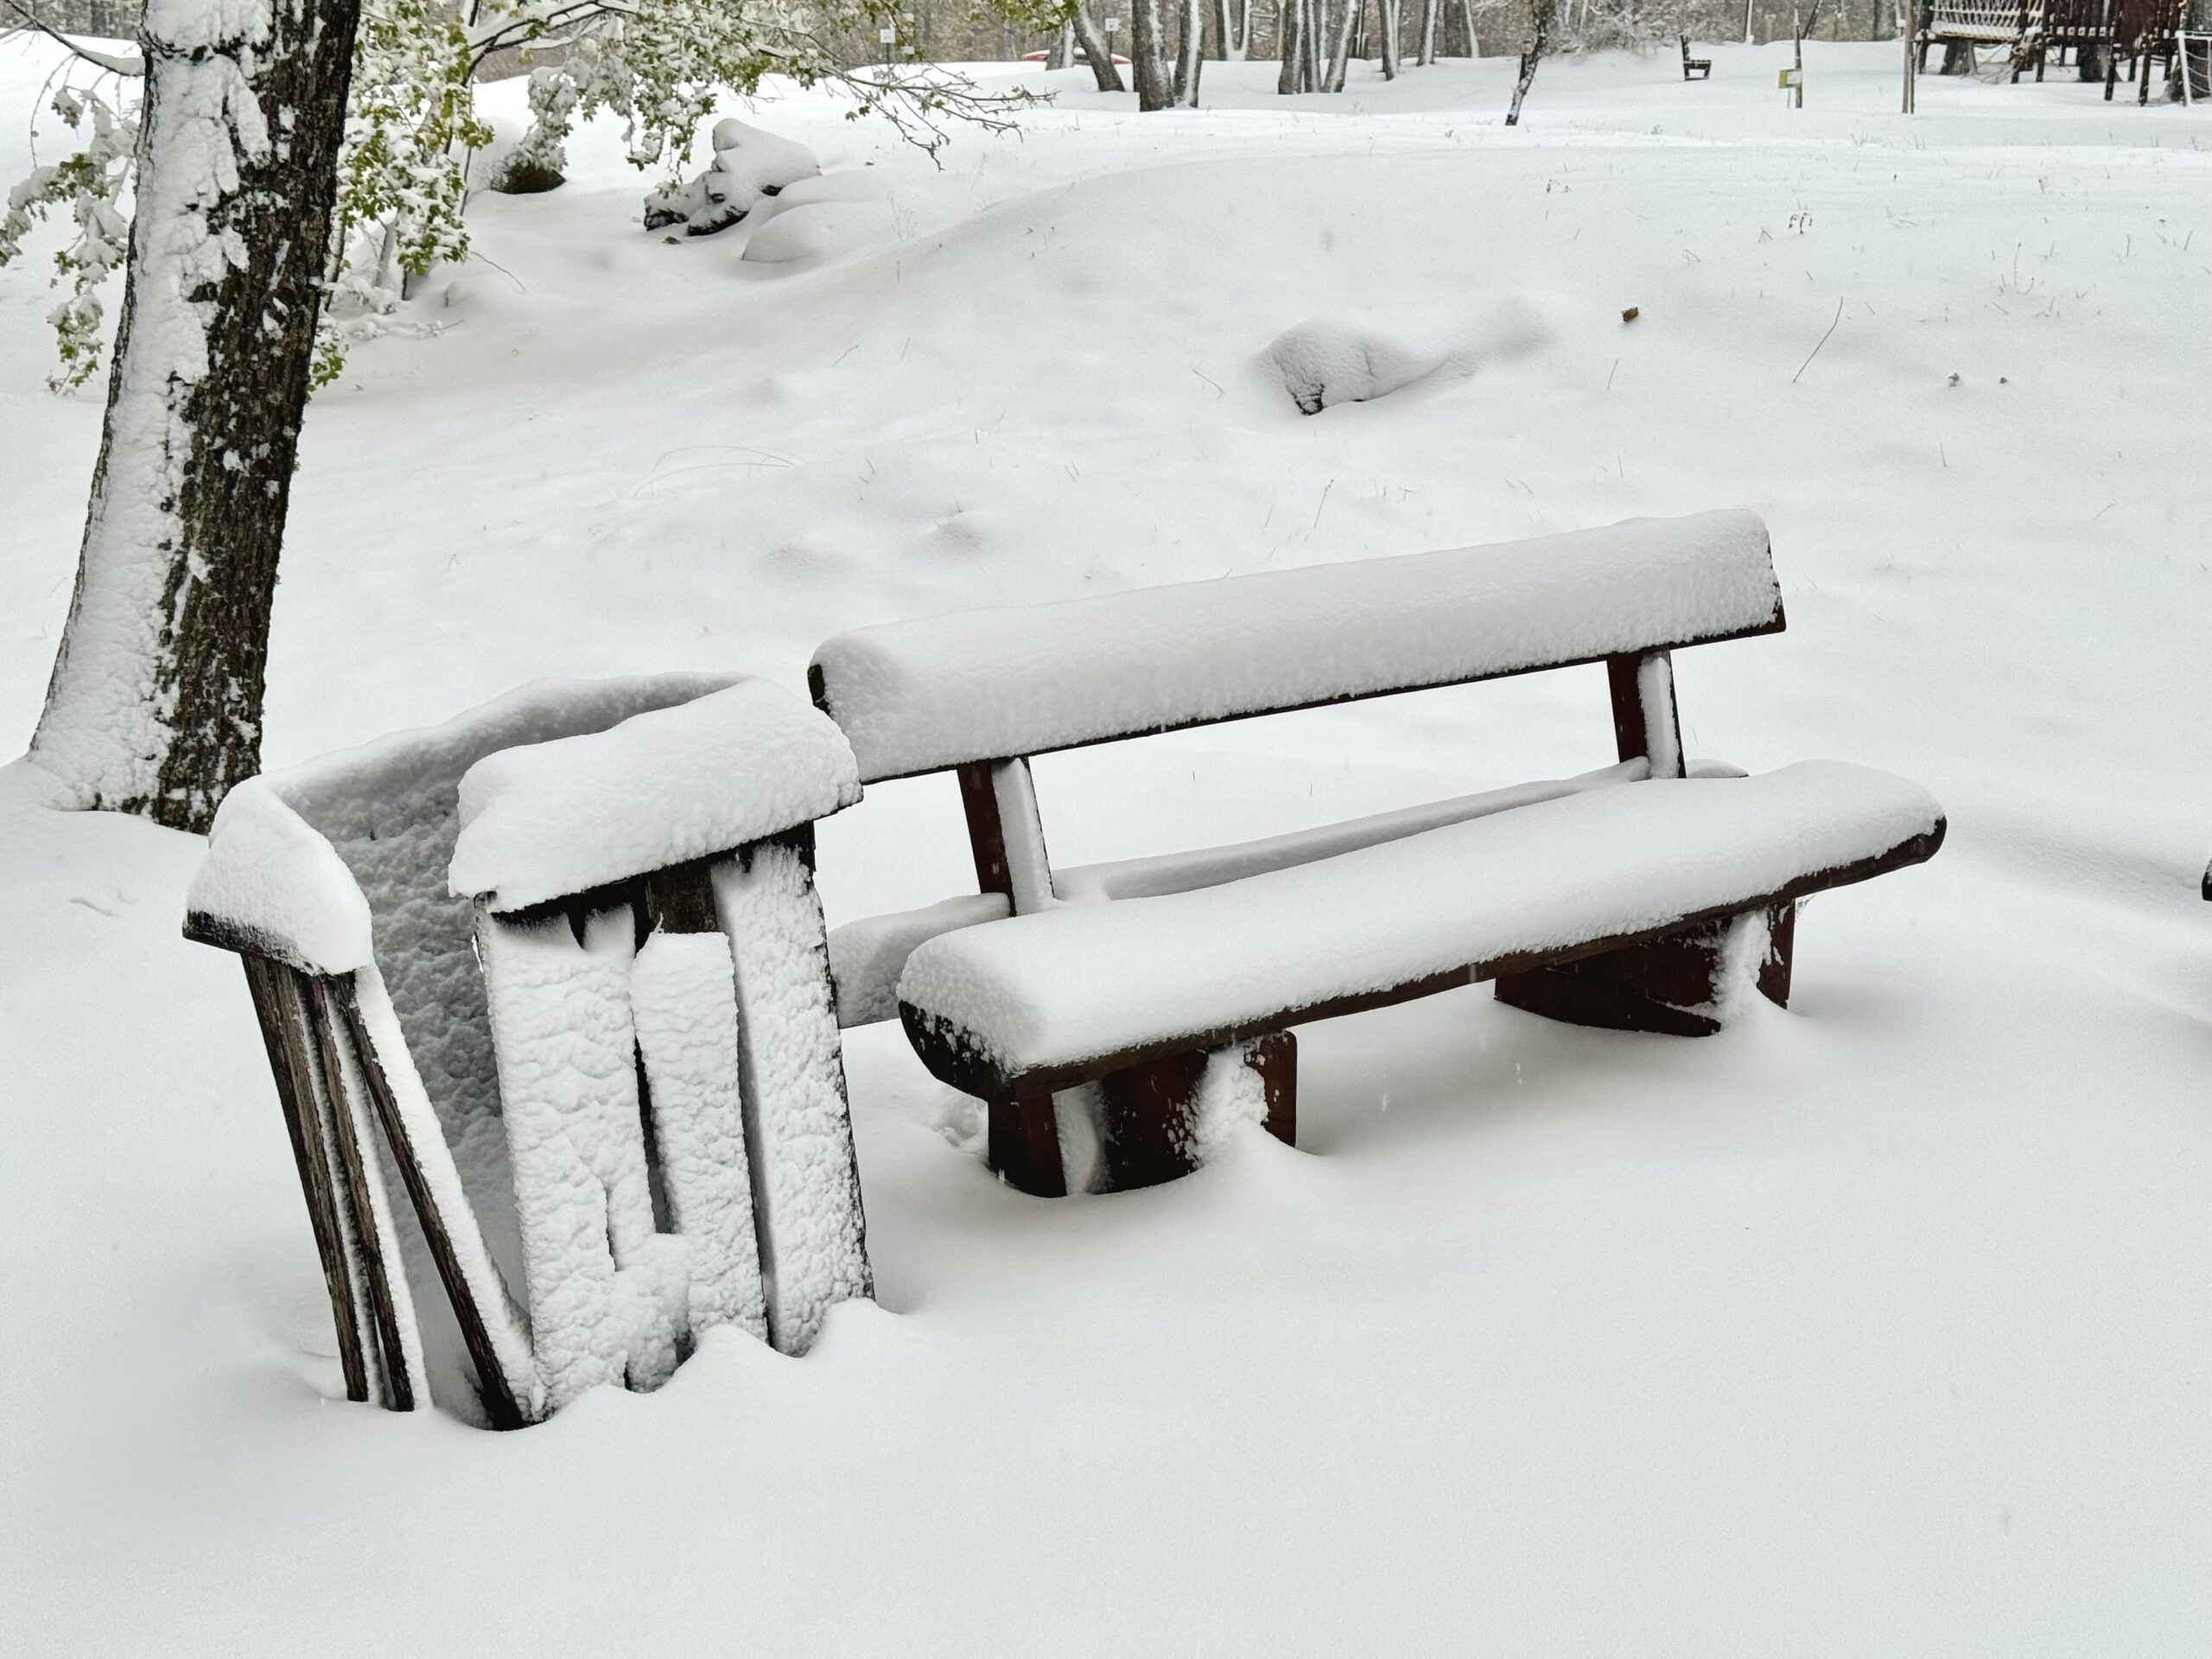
[29,0,362,832]
[1071,3,1129,88]
[1503,0,1554,123]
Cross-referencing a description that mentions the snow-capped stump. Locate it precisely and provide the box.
[1264,317,1442,414]
[810,511,1948,1199]
[184,674,872,1426]
[454,677,872,1395]
[644,119,820,237]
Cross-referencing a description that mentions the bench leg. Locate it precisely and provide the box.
[1100,1033,1297,1193]
[989,1085,1068,1198]
[1495,903,1795,1037]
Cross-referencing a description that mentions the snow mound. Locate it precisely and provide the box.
[1264,318,1443,414]
[752,168,894,219]
[742,201,899,265]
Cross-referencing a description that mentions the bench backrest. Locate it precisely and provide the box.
[809,510,1781,783]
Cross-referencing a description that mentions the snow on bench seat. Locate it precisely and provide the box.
[812,510,1782,781]
[898,762,1944,1093]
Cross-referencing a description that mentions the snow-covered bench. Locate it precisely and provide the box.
[184,676,872,1425]
[810,511,1947,1198]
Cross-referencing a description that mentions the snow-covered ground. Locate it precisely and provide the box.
[4,33,2211,1652]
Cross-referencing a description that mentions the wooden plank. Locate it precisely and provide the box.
[240,955,370,1404]
[309,978,416,1411]
[713,832,874,1353]
[332,980,531,1430]
[900,823,1946,1100]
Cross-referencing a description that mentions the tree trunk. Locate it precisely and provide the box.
[1503,0,1552,121]
[1175,0,1205,99]
[1072,4,1128,88]
[1215,0,1249,57]
[1326,0,1360,87]
[1278,0,1303,87]
[29,0,363,834]
[1131,0,1173,105]
[1418,0,1439,63]
[1049,17,1074,66]
[1379,0,1401,75]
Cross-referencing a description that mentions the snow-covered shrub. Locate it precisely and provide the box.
[1263,317,1442,414]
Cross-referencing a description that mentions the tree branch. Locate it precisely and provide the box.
[1,0,144,76]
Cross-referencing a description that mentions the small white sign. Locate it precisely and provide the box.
[1103,16,1120,29]
[879,25,896,42]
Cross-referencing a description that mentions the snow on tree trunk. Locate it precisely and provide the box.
[1418,0,1439,62]
[28,0,363,835]
[1379,0,1401,75]
[1131,0,1174,107]
[1278,0,1304,88]
[1073,5,1128,90]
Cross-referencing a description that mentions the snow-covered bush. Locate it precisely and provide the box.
[3,0,1033,391]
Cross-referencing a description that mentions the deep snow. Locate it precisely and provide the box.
[3,33,2211,1654]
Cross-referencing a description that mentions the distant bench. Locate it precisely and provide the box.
[1681,35,1712,79]
[810,511,1946,1198]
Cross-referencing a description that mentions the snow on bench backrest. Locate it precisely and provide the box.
[452,680,873,1408]
[810,510,1781,782]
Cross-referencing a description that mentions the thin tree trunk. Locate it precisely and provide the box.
[1175,0,1205,99]
[1418,0,1439,62]
[1217,0,1250,55]
[1072,3,1127,88]
[1049,17,1074,66]
[1379,0,1401,73]
[1503,0,1551,122]
[1131,0,1173,105]
[1277,0,1303,86]
[30,0,363,832]
[1326,0,1361,86]
[1459,0,1479,55]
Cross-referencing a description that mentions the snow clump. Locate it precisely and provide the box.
[1263,318,1443,415]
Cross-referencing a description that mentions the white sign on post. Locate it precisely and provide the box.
[879,25,896,41]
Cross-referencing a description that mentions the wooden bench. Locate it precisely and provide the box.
[1681,35,1713,79]
[810,511,1945,1199]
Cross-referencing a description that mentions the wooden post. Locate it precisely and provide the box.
[1099,1033,1296,1192]
[332,981,531,1429]
[1606,651,1684,779]
[240,955,371,1403]
[310,978,415,1411]
[988,1085,1068,1198]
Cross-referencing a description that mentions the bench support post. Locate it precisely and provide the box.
[1607,650,1684,779]
[989,1085,1068,1198]
[1099,1033,1296,1192]
[1495,901,1796,1036]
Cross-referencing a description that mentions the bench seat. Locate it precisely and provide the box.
[899,761,1944,1096]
